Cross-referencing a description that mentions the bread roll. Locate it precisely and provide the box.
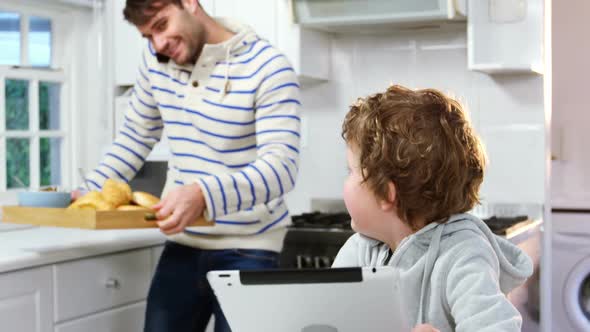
[102,179,132,207]
[132,191,160,208]
[68,191,114,211]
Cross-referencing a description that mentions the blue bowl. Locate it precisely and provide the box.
[18,191,72,208]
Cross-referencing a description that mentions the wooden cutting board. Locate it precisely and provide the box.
[1,206,213,229]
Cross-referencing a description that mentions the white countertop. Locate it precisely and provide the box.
[0,216,543,275]
[0,224,167,274]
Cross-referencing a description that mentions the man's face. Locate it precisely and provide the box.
[138,3,206,65]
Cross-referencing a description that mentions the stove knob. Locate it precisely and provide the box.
[314,256,322,269]
[303,255,313,268]
[296,255,305,269]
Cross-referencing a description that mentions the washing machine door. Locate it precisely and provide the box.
[565,256,590,330]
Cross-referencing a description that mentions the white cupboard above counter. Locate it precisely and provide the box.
[112,0,331,86]
[292,0,467,32]
[467,0,543,74]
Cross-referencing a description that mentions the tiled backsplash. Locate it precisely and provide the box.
[286,29,545,214]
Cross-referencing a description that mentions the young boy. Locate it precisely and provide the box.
[333,85,533,332]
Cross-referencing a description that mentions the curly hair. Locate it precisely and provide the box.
[123,0,183,26]
[342,85,486,230]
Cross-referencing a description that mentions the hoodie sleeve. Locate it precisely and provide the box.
[444,238,523,332]
[84,45,162,189]
[332,233,362,267]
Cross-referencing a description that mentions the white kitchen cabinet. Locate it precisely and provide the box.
[467,0,543,74]
[54,302,146,332]
[0,267,53,332]
[54,249,152,322]
[276,0,331,82]
[215,0,331,82]
[215,0,278,44]
[550,0,590,208]
[113,0,145,86]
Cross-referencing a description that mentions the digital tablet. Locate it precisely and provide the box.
[207,267,410,332]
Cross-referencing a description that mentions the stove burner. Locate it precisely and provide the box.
[288,212,529,235]
[291,211,352,230]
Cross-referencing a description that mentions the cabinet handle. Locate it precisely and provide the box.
[105,278,120,289]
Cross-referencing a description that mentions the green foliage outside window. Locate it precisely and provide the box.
[5,79,55,188]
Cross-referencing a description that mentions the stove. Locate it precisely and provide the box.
[279,211,530,269]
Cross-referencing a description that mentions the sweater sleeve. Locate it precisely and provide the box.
[197,53,301,220]
[84,45,163,189]
[445,239,523,332]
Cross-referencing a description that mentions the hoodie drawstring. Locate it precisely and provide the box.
[220,43,233,99]
[416,223,445,326]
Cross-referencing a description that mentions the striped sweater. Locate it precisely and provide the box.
[86,19,300,251]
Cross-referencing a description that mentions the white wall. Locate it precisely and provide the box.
[75,6,112,178]
[287,28,545,214]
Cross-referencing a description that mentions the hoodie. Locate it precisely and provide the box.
[332,213,533,332]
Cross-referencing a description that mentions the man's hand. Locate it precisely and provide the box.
[412,324,440,332]
[152,183,206,235]
[71,189,85,201]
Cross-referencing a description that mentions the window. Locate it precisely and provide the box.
[0,5,68,192]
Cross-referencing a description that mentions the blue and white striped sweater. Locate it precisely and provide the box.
[86,19,300,251]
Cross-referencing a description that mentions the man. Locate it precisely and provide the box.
[83,1,300,331]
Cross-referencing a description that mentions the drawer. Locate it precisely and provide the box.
[54,249,151,322]
[55,301,146,332]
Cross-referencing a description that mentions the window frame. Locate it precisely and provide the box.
[0,1,72,201]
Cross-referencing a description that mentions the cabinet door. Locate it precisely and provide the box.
[54,302,146,332]
[114,0,145,86]
[214,0,277,44]
[467,0,543,74]
[0,267,53,332]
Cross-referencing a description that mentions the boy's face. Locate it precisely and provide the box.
[344,145,392,240]
[138,1,206,65]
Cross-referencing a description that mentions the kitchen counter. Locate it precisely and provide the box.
[504,218,543,245]
[0,216,543,275]
[0,225,167,274]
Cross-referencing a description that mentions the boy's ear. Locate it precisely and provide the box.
[379,181,397,211]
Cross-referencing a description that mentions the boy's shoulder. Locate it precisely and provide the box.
[332,233,386,267]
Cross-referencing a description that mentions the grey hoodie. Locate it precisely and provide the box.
[332,213,533,332]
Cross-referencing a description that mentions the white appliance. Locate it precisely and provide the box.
[292,0,467,32]
[552,211,590,331]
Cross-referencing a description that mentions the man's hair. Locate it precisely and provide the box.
[123,0,182,26]
[342,85,486,230]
